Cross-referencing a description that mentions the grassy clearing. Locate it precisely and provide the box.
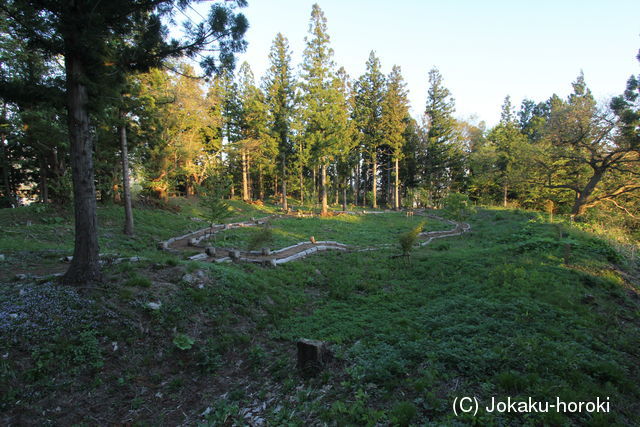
[215,213,447,250]
[0,198,277,279]
[0,202,639,425]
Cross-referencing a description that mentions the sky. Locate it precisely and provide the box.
[192,0,640,127]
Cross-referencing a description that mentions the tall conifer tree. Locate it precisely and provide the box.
[300,4,348,215]
[354,51,386,208]
[382,65,410,210]
[264,33,296,210]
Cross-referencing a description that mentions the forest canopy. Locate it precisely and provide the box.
[0,2,638,281]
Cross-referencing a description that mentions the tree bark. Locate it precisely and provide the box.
[241,149,249,201]
[299,167,304,204]
[119,111,134,236]
[503,182,508,208]
[354,161,360,206]
[0,132,11,203]
[394,157,400,211]
[281,154,288,211]
[312,166,317,206]
[258,165,264,201]
[342,176,347,211]
[320,161,328,216]
[39,154,48,203]
[63,48,101,285]
[372,154,378,208]
[571,170,604,216]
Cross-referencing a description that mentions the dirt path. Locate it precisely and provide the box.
[160,210,471,265]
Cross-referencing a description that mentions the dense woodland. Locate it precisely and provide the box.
[1,2,639,283]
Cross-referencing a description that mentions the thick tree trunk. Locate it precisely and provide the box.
[320,161,328,216]
[372,155,378,208]
[282,155,288,211]
[63,51,101,285]
[119,112,134,236]
[241,150,249,201]
[394,157,400,211]
[571,170,604,217]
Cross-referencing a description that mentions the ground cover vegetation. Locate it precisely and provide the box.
[0,0,639,425]
[0,202,639,425]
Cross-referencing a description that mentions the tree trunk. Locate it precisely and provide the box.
[241,150,249,201]
[372,155,378,208]
[119,112,134,236]
[342,177,347,212]
[503,182,508,208]
[63,49,101,285]
[258,165,264,201]
[355,162,360,206]
[39,155,48,203]
[571,170,604,217]
[299,168,304,204]
[394,157,400,211]
[282,155,288,211]
[247,155,252,200]
[0,132,11,203]
[320,161,328,216]
[312,166,317,206]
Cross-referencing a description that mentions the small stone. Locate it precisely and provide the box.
[146,302,162,310]
[112,342,118,352]
[157,241,165,250]
[188,238,198,247]
[0,254,5,261]
[15,274,28,280]
[261,247,271,256]
[230,250,241,260]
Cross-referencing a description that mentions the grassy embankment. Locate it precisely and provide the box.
[0,199,639,425]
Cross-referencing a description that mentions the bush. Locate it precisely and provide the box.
[442,192,476,220]
[399,222,425,256]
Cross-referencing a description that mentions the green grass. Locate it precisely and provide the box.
[1,201,639,425]
[215,213,447,250]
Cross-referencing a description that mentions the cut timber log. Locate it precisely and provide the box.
[297,338,330,376]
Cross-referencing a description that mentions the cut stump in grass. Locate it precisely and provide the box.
[297,338,330,377]
[205,246,216,257]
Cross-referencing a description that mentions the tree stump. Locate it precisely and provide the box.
[297,338,330,376]
[309,236,316,244]
[230,249,241,261]
[205,246,216,257]
[188,238,198,247]
[261,247,271,256]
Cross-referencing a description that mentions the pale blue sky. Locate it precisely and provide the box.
[193,0,640,126]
